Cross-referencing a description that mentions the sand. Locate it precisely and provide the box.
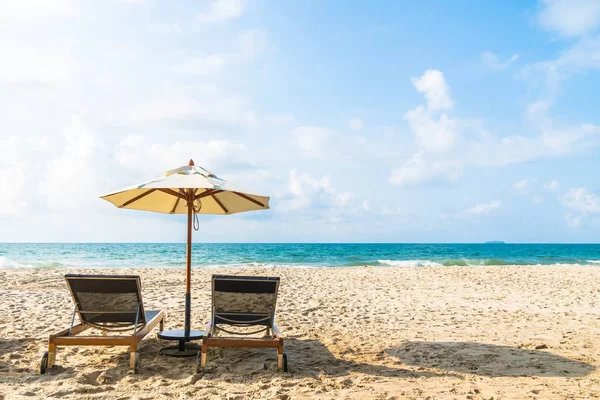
[1,265,600,399]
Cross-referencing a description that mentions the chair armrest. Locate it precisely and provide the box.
[272,324,282,339]
[204,315,214,337]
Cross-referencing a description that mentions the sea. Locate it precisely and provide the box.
[0,243,600,269]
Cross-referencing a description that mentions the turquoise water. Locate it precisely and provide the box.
[1,243,600,269]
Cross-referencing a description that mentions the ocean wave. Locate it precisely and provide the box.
[0,256,34,269]
[376,259,600,267]
[377,259,444,267]
[0,257,65,269]
[205,262,314,269]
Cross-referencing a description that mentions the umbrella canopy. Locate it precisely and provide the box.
[101,163,269,214]
[100,160,270,353]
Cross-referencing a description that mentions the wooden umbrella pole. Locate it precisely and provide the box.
[184,190,192,337]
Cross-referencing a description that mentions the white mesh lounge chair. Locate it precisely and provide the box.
[40,274,165,374]
[197,275,287,372]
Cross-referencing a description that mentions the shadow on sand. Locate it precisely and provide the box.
[7,338,594,384]
[195,338,460,380]
[33,338,460,382]
[386,341,595,378]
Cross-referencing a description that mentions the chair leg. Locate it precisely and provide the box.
[201,341,208,367]
[48,342,56,368]
[159,317,164,332]
[130,342,138,372]
[277,344,284,370]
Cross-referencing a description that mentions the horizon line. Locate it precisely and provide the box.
[2,242,600,245]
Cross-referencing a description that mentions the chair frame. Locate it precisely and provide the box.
[198,275,286,371]
[42,275,165,373]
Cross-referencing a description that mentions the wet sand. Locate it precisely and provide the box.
[1,265,599,399]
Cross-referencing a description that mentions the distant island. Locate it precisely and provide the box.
[485,241,506,244]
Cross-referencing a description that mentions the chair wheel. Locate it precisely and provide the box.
[40,351,49,375]
[282,353,288,373]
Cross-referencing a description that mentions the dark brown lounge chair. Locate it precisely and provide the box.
[40,274,164,374]
[197,274,287,372]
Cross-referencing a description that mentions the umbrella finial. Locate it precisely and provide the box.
[188,159,195,166]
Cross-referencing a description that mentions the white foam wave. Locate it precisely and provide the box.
[377,259,443,267]
[0,256,34,269]
[207,262,315,269]
[587,260,600,264]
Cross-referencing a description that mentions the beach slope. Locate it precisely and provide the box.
[1,266,599,399]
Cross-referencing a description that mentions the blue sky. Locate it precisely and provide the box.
[1,0,600,243]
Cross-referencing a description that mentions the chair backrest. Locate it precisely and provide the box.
[212,275,280,327]
[65,274,146,326]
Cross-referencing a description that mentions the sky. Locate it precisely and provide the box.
[1,0,600,243]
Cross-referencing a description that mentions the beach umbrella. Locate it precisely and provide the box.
[100,159,270,355]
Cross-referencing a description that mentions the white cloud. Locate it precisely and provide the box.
[544,180,560,190]
[115,136,255,182]
[35,119,266,213]
[381,206,402,215]
[0,42,71,85]
[467,200,501,215]
[290,126,334,158]
[410,69,453,111]
[537,0,600,38]
[361,200,370,211]
[128,84,258,127]
[401,70,459,154]
[263,113,295,125]
[174,29,270,76]
[0,139,22,217]
[0,135,55,215]
[151,23,183,36]
[38,117,106,209]
[282,169,354,215]
[559,187,600,228]
[349,118,364,131]
[562,187,600,213]
[390,70,461,186]
[565,213,583,228]
[0,0,79,21]
[391,67,600,187]
[196,0,247,24]
[404,106,458,153]
[0,163,25,215]
[513,179,529,191]
[523,35,600,99]
[389,152,461,186]
[174,54,229,75]
[533,196,544,204]
[469,123,600,167]
[237,29,270,60]
[481,51,519,71]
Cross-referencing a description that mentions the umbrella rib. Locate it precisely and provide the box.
[211,194,228,214]
[194,189,222,200]
[170,196,180,214]
[119,189,156,208]
[233,192,265,208]
[158,188,187,200]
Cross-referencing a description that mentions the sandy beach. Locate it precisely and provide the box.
[1,265,600,399]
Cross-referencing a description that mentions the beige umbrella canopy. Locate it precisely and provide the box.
[101,162,269,215]
[101,159,270,354]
